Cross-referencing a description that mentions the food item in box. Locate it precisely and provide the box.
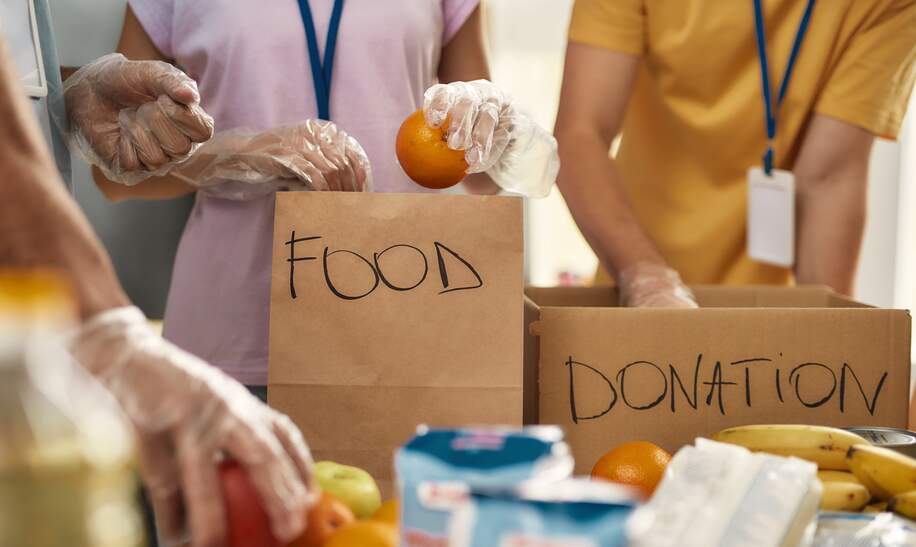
[314,460,382,519]
[627,438,821,547]
[711,424,869,470]
[449,478,636,547]
[813,512,916,546]
[395,426,573,546]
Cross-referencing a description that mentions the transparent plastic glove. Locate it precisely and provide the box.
[423,80,559,198]
[171,119,373,200]
[68,307,313,547]
[63,54,215,185]
[618,263,698,308]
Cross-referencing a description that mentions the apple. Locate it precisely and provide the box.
[220,460,280,547]
[314,461,382,519]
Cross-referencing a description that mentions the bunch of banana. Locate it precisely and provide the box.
[711,425,867,470]
[847,444,916,520]
[712,424,916,519]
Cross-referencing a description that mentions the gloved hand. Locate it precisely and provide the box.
[618,263,698,308]
[68,307,313,547]
[63,54,214,185]
[170,119,373,200]
[423,80,559,198]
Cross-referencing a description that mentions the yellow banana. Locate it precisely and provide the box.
[817,470,863,486]
[847,445,916,500]
[863,501,888,514]
[820,481,870,512]
[888,490,916,520]
[711,425,868,470]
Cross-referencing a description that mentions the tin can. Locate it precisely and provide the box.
[844,427,916,458]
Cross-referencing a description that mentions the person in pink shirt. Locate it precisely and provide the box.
[92,1,557,396]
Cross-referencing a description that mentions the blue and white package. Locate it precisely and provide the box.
[450,478,637,547]
[395,426,573,547]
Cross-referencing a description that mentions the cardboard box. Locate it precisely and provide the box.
[527,286,911,474]
[268,192,526,494]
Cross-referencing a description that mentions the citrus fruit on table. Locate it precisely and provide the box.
[396,109,468,189]
[324,521,398,547]
[590,441,672,499]
[287,491,355,547]
[372,498,399,526]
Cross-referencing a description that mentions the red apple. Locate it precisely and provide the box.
[220,460,280,547]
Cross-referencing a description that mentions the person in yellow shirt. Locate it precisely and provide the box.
[556,0,916,307]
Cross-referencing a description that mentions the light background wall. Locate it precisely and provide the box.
[48,0,191,318]
[48,0,914,320]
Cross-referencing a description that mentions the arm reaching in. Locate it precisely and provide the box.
[0,38,312,547]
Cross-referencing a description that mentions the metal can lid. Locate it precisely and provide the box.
[844,427,916,457]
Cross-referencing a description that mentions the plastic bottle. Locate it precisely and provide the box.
[0,271,145,547]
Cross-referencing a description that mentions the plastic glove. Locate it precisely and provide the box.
[63,53,214,185]
[68,307,313,547]
[618,263,698,308]
[170,119,373,200]
[423,80,559,198]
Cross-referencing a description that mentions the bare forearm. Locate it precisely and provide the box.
[795,175,867,295]
[557,128,666,277]
[0,44,129,319]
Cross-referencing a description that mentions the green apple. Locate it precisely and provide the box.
[314,461,382,519]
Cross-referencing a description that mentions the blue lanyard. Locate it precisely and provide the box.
[753,0,815,175]
[295,0,346,120]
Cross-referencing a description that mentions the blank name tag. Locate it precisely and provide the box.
[747,167,795,268]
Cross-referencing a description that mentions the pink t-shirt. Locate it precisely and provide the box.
[129,0,480,385]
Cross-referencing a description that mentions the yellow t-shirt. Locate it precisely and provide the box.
[570,0,916,285]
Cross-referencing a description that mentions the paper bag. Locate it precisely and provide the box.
[269,192,524,492]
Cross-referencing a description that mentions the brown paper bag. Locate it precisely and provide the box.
[269,192,524,493]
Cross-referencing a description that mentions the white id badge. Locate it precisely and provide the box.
[747,167,795,268]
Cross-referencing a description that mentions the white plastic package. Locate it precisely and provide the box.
[814,512,916,546]
[627,438,822,547]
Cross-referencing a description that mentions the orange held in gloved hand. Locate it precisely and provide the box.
[396,110,468,189]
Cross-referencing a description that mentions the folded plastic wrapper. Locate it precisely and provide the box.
[627,438,822,547]
[813,512,916,546]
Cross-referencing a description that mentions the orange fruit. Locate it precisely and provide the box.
[324,521,398,547]
[371,499,398,526]
[590,441,672,499]
[287,492,355,547]
[396,109,468,189]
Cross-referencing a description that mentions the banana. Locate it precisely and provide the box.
[847,445,916,500]
[820,481,870,512]
[817,470,863,486]
[888,490,916,520]
[863,501,888,514]
[711,425,868,470]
